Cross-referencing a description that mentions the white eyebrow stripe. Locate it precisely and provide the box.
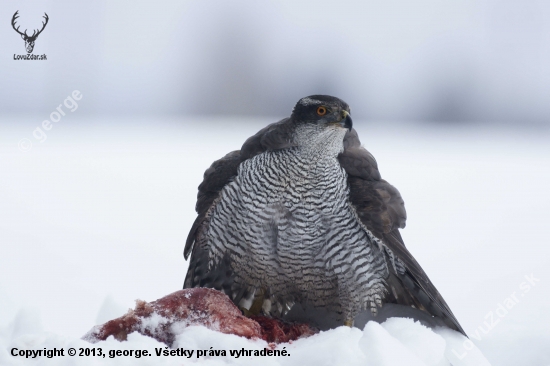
[299,97,322,106]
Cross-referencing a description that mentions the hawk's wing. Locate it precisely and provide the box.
[339,129,466,336]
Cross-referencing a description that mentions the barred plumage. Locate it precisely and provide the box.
[184,95,466,335]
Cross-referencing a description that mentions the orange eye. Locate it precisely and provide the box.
[316,106,327,116]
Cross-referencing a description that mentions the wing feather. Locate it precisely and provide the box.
[340,129,466,335]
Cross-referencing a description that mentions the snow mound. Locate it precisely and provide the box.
[1,305,491,365]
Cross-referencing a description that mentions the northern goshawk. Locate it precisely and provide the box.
[183,95,465,335]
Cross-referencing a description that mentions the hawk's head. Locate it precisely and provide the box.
[291,95,352,132]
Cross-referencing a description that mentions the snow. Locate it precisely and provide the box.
[1,116,549,365]
[360,321,432,366]
[379,318,446,365]
[1,311,489,366]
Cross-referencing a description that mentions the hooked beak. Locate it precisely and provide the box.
[340,110,353,131]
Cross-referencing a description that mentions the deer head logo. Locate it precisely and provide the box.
[12,11,49,54]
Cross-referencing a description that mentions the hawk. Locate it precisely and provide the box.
[184,95,465,335]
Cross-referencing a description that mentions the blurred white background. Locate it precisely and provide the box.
[1,0,550,124]
[1,1,549,365]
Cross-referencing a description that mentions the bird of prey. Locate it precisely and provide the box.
[184,95,465,335]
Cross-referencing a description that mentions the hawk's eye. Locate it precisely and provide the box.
[316,106,327,116]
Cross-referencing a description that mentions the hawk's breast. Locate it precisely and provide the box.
[203,146,389,316]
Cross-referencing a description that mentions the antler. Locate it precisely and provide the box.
[11,11,49,39]
[32,13,49,38]
[11,10,27,37]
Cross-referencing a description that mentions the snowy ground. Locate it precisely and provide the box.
[0,117,548,365]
